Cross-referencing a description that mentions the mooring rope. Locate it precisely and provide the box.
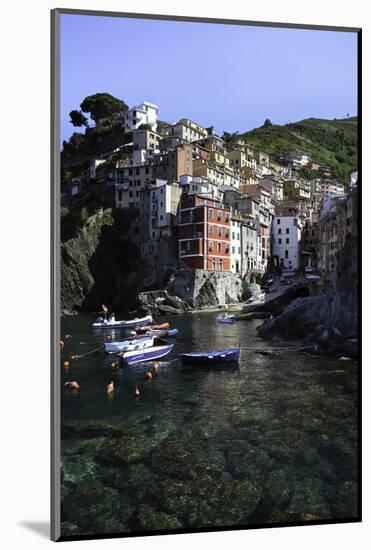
[71,344,104,360]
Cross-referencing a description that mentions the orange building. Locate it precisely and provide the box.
[178,194,231,271]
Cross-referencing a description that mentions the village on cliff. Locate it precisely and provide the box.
[62,100,358,305]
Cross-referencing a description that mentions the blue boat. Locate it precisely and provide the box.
[179,348,240,366]
[217,314,236,324]
[120,344,174,365]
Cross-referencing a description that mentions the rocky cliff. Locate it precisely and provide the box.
[60,208,148,314]
[138,269,260,315]
[257,237,358,356]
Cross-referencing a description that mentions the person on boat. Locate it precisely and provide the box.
[102,303,108,320]
[109,312,115,323]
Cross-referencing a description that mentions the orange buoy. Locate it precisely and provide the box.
[135,385,140,397]
[65,381,80,390]
[60,340,64,349]
[145,371,153,381]
[106,381,114,395]
[63,360,70,369]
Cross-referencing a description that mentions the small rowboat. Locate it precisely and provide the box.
[136,322,169,333]
[104,336,154,354]
[179,348,240,366]
[144,328,178,337]
[217,314,236,324]
[120,344,174,365]
[92,314,153,329]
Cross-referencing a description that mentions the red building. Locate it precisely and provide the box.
[178,194,231,271]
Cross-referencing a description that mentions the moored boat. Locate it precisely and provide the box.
[104,336,154,354]
[179,348,240,366]
[217,314,236,324]
[92,314,153,329]
[144,328,178,337]
[136,322,169,333]
[120,344,174,365]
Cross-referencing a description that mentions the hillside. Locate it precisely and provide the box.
[241,117,358,182]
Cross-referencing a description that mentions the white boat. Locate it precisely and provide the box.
[92,314,153,329]
[104,336,155,354]
[120,344,174,365]
[245,292,266,305]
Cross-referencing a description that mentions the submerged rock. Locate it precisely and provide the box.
[62,480,133,534]
[136,505,182,531]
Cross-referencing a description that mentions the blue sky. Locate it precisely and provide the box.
[60,14,358,143]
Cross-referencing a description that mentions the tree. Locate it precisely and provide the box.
[263,118,273,127]
[69,110,89,127]
[80,93,128,125]
[138,123,153,131]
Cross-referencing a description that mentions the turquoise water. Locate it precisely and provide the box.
[60,311,358,537]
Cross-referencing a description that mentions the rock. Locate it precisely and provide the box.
[98,434,158,465]
[62,481,133,533]
[318,329,329,343]
[61,208,147,313]
[61,521,80,536]
[256,237,358,355]
[136,505,182,531]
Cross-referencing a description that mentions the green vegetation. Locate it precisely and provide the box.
[241,117,358,183]
[69,110,89,128]
[80,92,128,125]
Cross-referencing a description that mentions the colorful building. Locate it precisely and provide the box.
[178,194,231,271]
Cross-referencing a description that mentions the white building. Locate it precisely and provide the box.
[320,180,345,196]
[272,216,302,271]
[242,223,258,273]
[163,118,208,143]
[284,151,311,167]
[125,101,158,131]
[140,182,182,261]
[89,159,106,180]
[230,218,242,274]
[179,175,223,202]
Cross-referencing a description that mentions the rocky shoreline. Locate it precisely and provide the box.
[256,237,358,358]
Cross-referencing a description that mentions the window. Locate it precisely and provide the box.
[218,227,222,237]
[285,250,289,259]
[278,228,282,234]
[129,191,133,198]
[218,242,222,253]
[286,238,289,244]
[277,219,280,224]
[232,246,235,254]
[209,225,214,235]
[286,228,290,234]
[212,260,216,270]
[278,238,282,244]
[209,210,214,219]
[209,242,214,252]
[219,259,223,271]
[118,191,122,201]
